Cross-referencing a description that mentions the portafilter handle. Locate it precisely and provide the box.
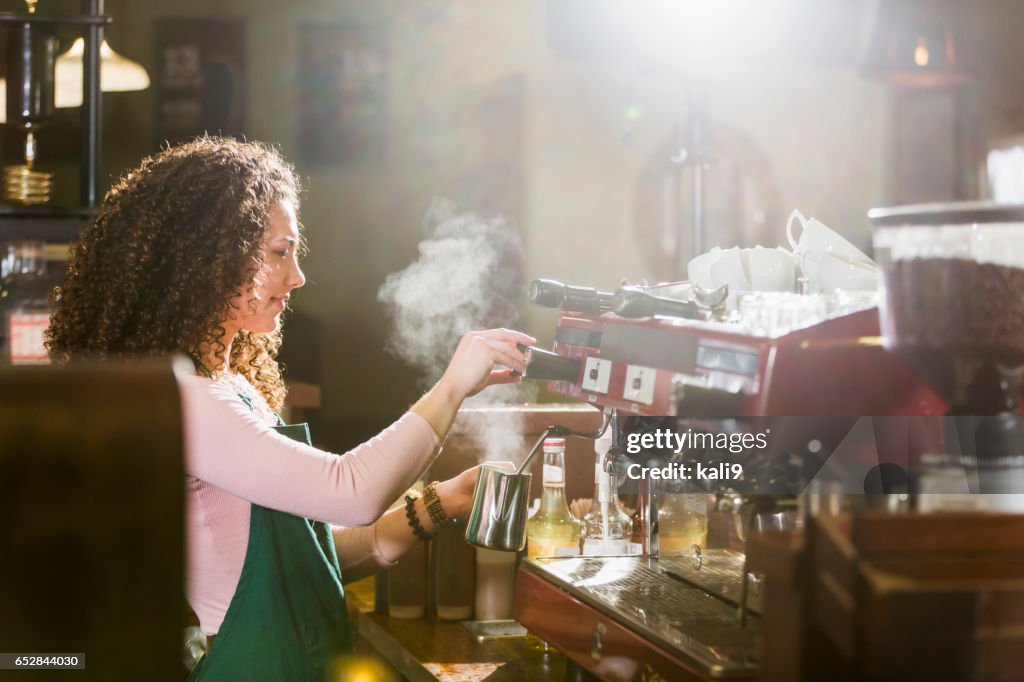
[513,344,581,383]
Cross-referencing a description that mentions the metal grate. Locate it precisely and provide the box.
[659,550,763,615]
[530,556,760,677]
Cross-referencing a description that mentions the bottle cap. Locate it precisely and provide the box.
[542,437,566,453]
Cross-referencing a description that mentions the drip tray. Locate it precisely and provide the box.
[659,550,763,615]
[526,555,759,678]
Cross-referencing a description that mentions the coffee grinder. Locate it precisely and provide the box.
[870,202,1024,503]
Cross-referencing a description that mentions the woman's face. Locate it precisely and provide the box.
[224,199,306,335]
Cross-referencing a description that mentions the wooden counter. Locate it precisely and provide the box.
[345,578,571,681]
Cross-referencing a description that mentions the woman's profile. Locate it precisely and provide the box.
[47,135,532,680]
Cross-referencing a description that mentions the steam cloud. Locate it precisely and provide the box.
[377,197,531,462]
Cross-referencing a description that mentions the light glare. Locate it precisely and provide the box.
[914,39,930,67]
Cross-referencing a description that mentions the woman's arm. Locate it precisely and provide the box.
[177,328,533,527]
[333,465,488,582]
[180,374,439,526]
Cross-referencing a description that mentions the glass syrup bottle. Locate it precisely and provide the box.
[526,437,581,558]
[658,492,710,555]
[0,241,52,365]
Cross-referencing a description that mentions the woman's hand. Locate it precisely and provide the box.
[411,328,535,442]
[435,462,514,521]
[368,461,516,568]
[438,328,536,400]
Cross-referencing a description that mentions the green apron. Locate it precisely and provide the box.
[189,421,354,681]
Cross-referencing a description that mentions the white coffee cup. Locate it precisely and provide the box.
[689,245,797,293]
[687,248,722,289]
[800,249,879,292]
[744,246,797,291]
[787,209,873,264]
[709,247,749,291]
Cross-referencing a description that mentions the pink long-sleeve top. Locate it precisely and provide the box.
[178,372,440,635]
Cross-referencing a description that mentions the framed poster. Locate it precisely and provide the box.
[297,23,387,165]
[155,18,245,146]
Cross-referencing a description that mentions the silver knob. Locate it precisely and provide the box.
[590,622,606,662]
[690,544,703,570]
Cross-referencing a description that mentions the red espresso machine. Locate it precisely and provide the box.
[513,279,945,681]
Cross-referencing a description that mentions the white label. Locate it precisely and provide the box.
[543,464,564,484]
[9,311,50,365]
[916,494,1024,513]
[916,494,983,513]
[582,538,627,556]
[581,356,612,394]
[684,494,708,515]
[622,365,655,405]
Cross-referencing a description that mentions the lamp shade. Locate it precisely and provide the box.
[54,37,151,107]
[862,0,970,87]
[0,37,150,122]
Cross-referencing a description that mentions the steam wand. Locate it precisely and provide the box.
[514,413,612,476]
[514,430,554,476]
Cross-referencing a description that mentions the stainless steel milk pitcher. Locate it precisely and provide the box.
[465,464,532,552]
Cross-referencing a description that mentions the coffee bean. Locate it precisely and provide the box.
[881,259,1024,412]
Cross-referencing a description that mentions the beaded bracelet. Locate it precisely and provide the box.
[404,494,433,542]
[423,481,450,527]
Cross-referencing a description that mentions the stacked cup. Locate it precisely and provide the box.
[687,245,798,293]
[786,210,879,293]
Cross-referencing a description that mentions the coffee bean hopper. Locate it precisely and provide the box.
[870,202,1024,505]
[868,202,1024,414]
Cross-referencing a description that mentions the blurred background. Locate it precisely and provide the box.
[2,0,1023,451]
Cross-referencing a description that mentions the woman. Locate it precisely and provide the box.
[47,136,533,680]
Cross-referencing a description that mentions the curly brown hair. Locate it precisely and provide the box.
[46,136,302,411]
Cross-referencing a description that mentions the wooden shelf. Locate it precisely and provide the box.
[0,213,92,243]
[0,206,96,218]
[0,12,111,26]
